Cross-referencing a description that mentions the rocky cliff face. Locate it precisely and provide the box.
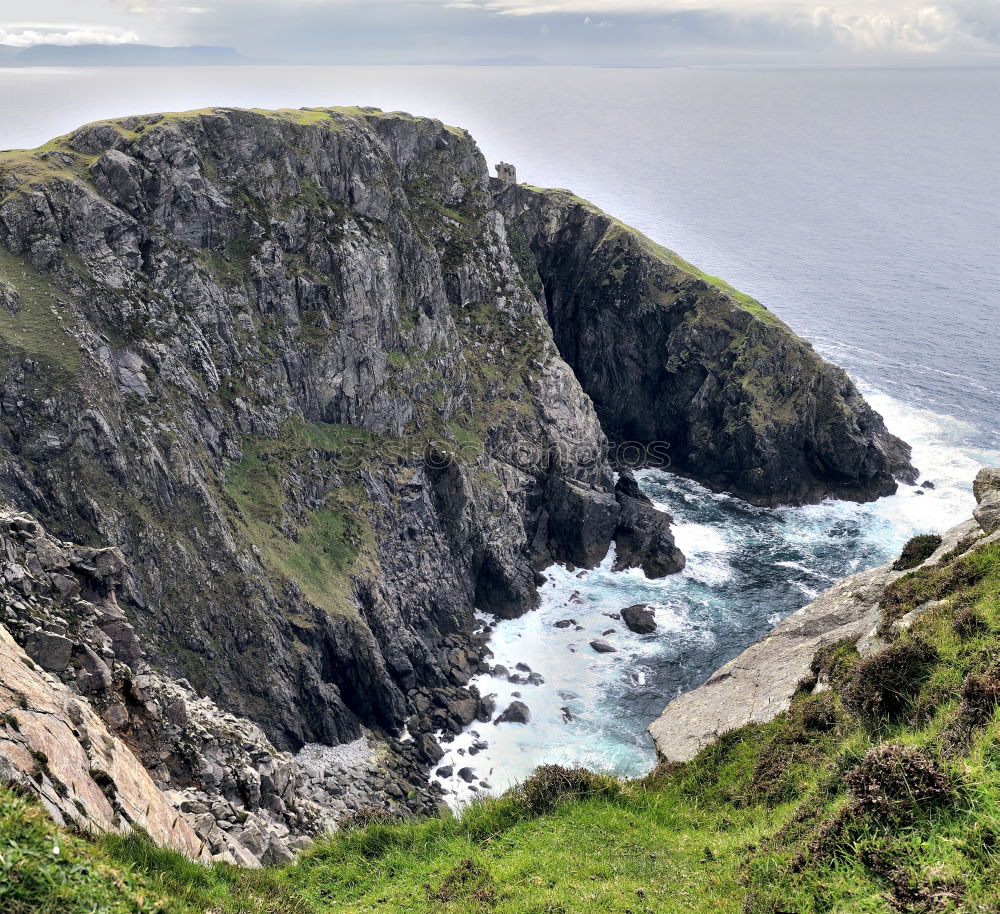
[0,502,451,864]
[0,507,204,863]
[0,107,916,840]
[648,469,1000,762]
[0,622,206,862]
[495,184,916,506]
[0,108,680,764]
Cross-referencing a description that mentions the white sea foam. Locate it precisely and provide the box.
[435,389,998,810]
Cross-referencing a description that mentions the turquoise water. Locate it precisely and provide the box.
[436,392,996,801]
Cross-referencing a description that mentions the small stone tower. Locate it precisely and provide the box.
[496,162,517,185]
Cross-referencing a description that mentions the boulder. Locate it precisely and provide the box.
[590,640,617,653]
[445,695,479,727]
[621,604,657,635]
[495,700,531,725]
[419,734,444,765]
[477,694,497,722]
[973,467,1000,534]
[24,629,73,672]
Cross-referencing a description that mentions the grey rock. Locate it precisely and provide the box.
[495,700,531,725]
[24,629,73,672]
[589,640,617,654]
[0,105,922,865]
[648,515,984,763]
[495,182,916,506]
[620,604,657,635]
[973,467,1000,534]
[418,734,444,765]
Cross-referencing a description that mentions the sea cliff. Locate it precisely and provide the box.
[0,106,916,864]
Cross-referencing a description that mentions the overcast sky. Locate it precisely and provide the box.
[2,0,998,64]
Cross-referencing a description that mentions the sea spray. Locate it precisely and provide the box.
[434,389,994,806]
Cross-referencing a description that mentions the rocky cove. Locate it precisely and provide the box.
[0,106,923,863]
[432,443,986,803]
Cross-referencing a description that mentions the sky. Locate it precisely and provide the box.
[1,0,998,65]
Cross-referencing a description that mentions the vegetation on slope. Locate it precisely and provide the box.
[3,537,997,913]
[518,185,779,325]
[0,787,172,914]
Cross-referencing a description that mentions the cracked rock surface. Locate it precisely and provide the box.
[0,504,441,864]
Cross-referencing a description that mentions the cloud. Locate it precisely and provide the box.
[14,0,995,60]
[444,0,998,53]
[0,26,140,46]
[110,0,158,11]
[807,5,953,52]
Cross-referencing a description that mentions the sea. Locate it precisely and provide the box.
[1,64,997,799]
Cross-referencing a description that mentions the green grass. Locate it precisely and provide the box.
[201,234,257,287]
[0,787,177,914]
[2,118,997,914]
[223,418,375,618]
[8,538,998,913]
[0,245,81,378]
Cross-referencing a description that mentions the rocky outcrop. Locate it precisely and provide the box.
[495,184,916,506]
[0,106,916,848]
[0,622,206,861]
[973,468,1000,534]
[0,503,441,864]
[612,473,685,576]
[0,107,681,764]
[648,474,998,762]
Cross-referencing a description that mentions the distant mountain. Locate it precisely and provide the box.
[459,54,548,66]
[0,44,270,67]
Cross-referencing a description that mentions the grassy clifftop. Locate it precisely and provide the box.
[4,534,997,913]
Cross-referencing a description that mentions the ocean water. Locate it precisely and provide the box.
[435,391,995,801]
[0,65,996,796]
